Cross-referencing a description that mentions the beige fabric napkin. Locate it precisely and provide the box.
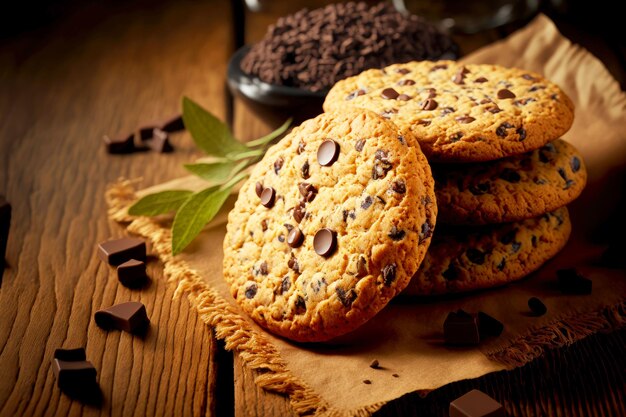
[107,14,626,417]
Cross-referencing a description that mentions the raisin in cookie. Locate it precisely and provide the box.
[324,61,574,163]
[223,109,437,342]
[434,139,586,225]
[404,207,571,296]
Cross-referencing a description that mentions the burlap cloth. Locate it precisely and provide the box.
[106,15,626,416]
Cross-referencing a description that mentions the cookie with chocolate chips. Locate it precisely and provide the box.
[434,139,586,224]
[324,60,575,163]
[223,109,437,342]
[404,207,571,296]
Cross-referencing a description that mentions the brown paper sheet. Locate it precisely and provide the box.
[107,15,626,416]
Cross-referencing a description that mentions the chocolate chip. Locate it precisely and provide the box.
[274,157,284,174]
[511,241,521,253]
[297,140,306,154]
[397,79,415,86]
[277,234,284,242]
[346,89,366,100]
[469,182,490,195]
[452,67,468,84]
[355,138,365,151]
[380,108,398,119]
[466,249,485,265]
[474,77,488,83]
[372,149,393,180]
[497,259,506,271]
[551,93,559,100]
[287,228,304,248]
[522,74,537,81]
[516,127,526,141]
[497,88,516,99]
[486,105,502,114]
[571,156,581,172]
[300,160,310,180]
[478,312,504,338]
[381,88,399,99]
[54,348,87,362]
[419,220,433,243]
[94,301,149,333]
[382,264,396,286]
[388,226,405,241]
[356,256,368,277]
[317,139,340,166]
[314,228,337,257]
[336,287,357,307]
[342,209,356,222]
[258,261,268,275]
[245,283,258,299]
[495,122,513,137]
[531,235,538,247]
[280,276,291,294]
[288,254,300,273]
[293,201,306,223]
[528,297,547,316]
[298,183,317,202]
[420,98,438,110]
[397,135,406,145]
[529,85,545,92]
[361,196,373,209]
[440,106,455,115]
[261,219,268,231]
[455,115,475,124]
[450,389,505,416]
[97,238,146,266]
[395,68,410,74]
[391,180,406,194]
[444,310,479,346]
[500,230,516,244]
[397,94,411,101]
[417,119,431,126]
[260,187,276,208]
[431,64,447,71]
[557,268,592,294]
[442,264,458,280]
[103,133,135,154]
[117,259,148,288]
[499,168,521,183]
[294,295,306,314]
[52,358,97,389]
[255,182,264,197]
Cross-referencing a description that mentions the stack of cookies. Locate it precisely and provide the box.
[324,60,586,296]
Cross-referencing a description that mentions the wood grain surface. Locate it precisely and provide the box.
[0,1,624,417]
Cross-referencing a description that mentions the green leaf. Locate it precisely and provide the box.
[226,149,265,160]
[184,160,236,182]
[128,190,193,216]
[246,118,292,148]
[171,185,233,255]
[182,97,247,157]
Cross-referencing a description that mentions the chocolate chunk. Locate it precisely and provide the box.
[274,157,284,174]
[499,168,521,183]
[466,249,485,265]
[97,238,146,266]
[103,133,135,154]
[388,226,405,241]
[356,256,368,277]
[417,119,432,126]
[294,295,306,314]
[245,283,258,299]
[452,67,468,84]
[317,139,340,166]
[571,156,581,172]
[528,297,547,316]
[336,287,357,307]
[497,88,516,99]
[255,182,264,197]
[0,195,10,279]
[361,196,373,209]
[314,228,337,257]
[287,228,304,248]
[145,128,173,153]
[495,122,513,137]
[381,88,399,100]
[397,94,411,101]
[497,259,506,271]
[469,182,490,195]
[455,115,475,124]
[159,114,184,132]
[531,235,538,247]
[382,264,396,286]
[280,276,291,294]
[298,183,317,202]
[516,127,526,141]
[261,219,268,231]
[529,85,545,92]
[440,106,455,115]
[419,219,433,244]
[52,359,97,388]
[431,64,448,71]
[369,359,380,369]
[355,138,365,152]
[258,261,268,275]
[442,264,458,280]
[94,301,149,334]
[522,74,536,81]
[139,125,155,141]
[397,79,416,86]
[346,89,366,100]
[301,159,310,179]
[444,310,479,346]
[293,201,306,223]
[474,77,488,83]
[54,348,87,362]
[395,68,410,75]
[288,254,300,273]
[420,98,438,111]
[557,268,592,294]
[260,187,276,208]
[486,105,502,114]
[117,259,148,288]
[297,140,306,154]
[391,180,406,194]
[477,312,504,338]
[372,149,393,180]
[450,389,505,417]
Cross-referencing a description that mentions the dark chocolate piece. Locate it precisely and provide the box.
[474,77,488,83]
[1,195,10,281]
[497,89,516,99]
[287,228,304,248]
[444,310,479,346]
[369,359,380,369]
[52,359,97,388]
[557,268,592,294]
[381,88,399,100]
[159,114,184,132]
[478,312,504,338]
[420,98,438,110]
[94,301,150,333]
[455,115,476,124]
[103,133,135,154]
[260,187,276,208]
[139,125,156,141]
[145,128,173,153]
[528,297,547,316]
[117,259,148,288]
[450,389,505,417]
[97,238,146,266]
[54,347,87,362]
[317,140,340,166]
[313,228,337,257]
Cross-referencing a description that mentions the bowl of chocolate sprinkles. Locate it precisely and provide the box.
[228,1,458,123]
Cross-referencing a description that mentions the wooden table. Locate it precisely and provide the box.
[1,1,624,416]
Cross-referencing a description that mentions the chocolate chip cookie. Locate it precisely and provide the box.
[223,109,437,342]
[323,61,574,163]
[434,139,586,225]
[404,207,571,296]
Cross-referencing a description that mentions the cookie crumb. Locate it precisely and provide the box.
[369,359,380,369]
[392,373,399,378]
[363,379,372,385]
